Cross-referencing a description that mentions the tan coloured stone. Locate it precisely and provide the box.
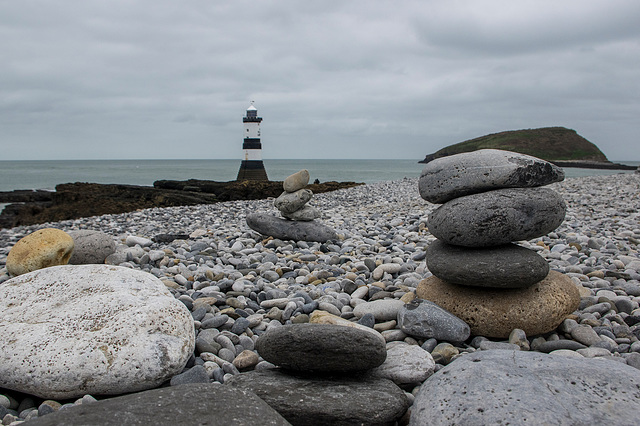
[6,228,74,277]
[283,169,310,193]
[309,310,385,344]
[415,271,580,338]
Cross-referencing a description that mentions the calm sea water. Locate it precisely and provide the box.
[0,159,638,192]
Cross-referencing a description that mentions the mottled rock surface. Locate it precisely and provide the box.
[0,265,195,399]
[68,230,116,265]
[6,228,74,276]
[246,213,337,242]
[427,187,566,247]
[411,350,640,425]
[419,149,565,204]
[416,271,580,338]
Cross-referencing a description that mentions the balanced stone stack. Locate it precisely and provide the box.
[225,323,409,425]
[416,149,581,338]
[246,170,338,242]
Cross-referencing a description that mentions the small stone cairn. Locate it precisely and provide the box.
[416,149,581,338]
[273,169,321,221]
[225,323,409,425]
[246,170,338,242]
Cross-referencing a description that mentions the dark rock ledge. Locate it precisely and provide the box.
[0,180,363,229]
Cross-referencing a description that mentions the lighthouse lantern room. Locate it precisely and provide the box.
[236,102,268,181]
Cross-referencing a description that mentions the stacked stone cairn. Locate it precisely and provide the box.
[225,323,409,425]
[416,149,581,338]
[246,169,338,243]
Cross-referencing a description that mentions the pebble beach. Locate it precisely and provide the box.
[1,172,640,424]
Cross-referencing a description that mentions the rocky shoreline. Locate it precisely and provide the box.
[0,173,639,424]
[0,180,363,229]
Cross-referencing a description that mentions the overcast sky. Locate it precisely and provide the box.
[2,0,639,161]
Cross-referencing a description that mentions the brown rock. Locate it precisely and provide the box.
[415,271,580,338]
[6,228,74,277]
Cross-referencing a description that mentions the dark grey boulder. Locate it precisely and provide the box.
[255,324,387,371]
[419,149,565,204]
[427,187,566,247]
[246,213,337,242]
[425,240,549,288]
[410,350,640,426]
[23,384,291,426]
[397,299,470,342]
[226,370,409,426]
[68,230,116,265]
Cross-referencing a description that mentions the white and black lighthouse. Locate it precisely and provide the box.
[236,102,268,181]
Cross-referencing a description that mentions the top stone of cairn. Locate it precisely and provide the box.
[283,169,310,193]
[419,149,565,204]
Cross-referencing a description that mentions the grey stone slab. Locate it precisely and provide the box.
[411,350,640,426]
[246,213,337,243]
[419,149,565,204]
[23,384,291,425]
[397,299,470,342]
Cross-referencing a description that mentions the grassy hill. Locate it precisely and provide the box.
[420,127,609,163]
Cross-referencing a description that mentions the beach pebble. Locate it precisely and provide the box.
[6,228,74,276]
[427,187,566,247]
[281,205,321,221]
[370,342,436,385]
[274,189,313,214]
[397,299,470,342]
[353,299,405,321]
[68,230,116,265]
[419,149,565,204]
[0,264,195,399]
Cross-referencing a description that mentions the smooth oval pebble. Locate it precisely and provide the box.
[283,169,310,193]
[425,240,549,288]
[427,187,566,247]
[419,149,565,203]
[255,323,387,371]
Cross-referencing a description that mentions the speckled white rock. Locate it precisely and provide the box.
[0,264,195,399]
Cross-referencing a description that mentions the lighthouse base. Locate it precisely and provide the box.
[237,160,269,181]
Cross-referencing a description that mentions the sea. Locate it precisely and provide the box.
[0,159,638,212]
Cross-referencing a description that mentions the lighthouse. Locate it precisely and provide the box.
[236,102,268,181]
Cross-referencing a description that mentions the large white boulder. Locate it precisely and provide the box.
[0,264,195,399]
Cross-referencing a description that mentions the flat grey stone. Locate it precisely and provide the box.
[255,324,387,372]
[23,384,290,426]
[68,230,116,265]
[419,149,565,204]
[427,187,566,247]
[274,189,313,214]
[281,205,321,221]
[535,339,587,353]
[410,350,640,425]
[425,240,549,288]
[226,370,409,426]
[246,213,337,243]
[397,299,470,342]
